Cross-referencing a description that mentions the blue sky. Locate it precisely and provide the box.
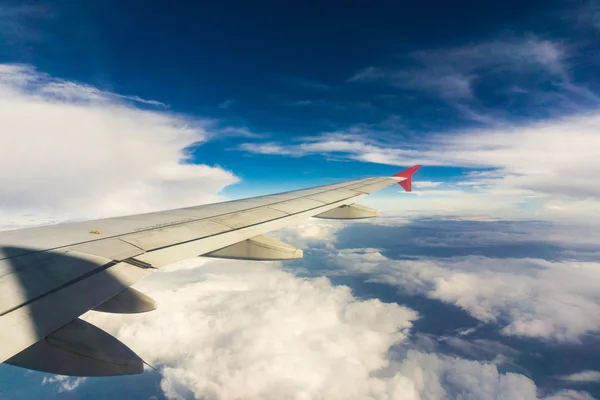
[3,0,600,199]
[2,1,600,399]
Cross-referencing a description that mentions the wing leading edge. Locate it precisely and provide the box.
[0,166,421,376]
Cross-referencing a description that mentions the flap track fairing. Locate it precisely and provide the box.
[93,287,157,314]
[314,204,380,219]
[204,234,302,260]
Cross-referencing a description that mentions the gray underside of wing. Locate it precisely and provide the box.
[0,176,400,374]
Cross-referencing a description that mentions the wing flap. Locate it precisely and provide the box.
[0,252,152,364]
[0,249,108,315]
[5,318,143,376]
[205,234,302,260]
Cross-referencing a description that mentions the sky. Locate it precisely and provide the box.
[1,0,600,399]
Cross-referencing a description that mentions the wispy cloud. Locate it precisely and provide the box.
[219,99,236,109]
[239,111,600,210]
[239,142,299,156]
[570,2,600,31]
[544,390,596,400]
[349,37,568,99]
[39,80,168,107]
[413,181,444,188]
[559,370,600,383]
[0,4,52,51]
[349,37,599,123]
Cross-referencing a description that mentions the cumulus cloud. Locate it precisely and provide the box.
[0,64,240,228]
[85,259,419,399]
[396,350,537,400]
[325,250,600,342]
[82,257,549,400]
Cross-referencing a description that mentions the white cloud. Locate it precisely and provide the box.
[273,219,343,249]
[83,258,544,400]
[41,375,86,393]
[39,80,168,107]
[239,111,600,220]
[85,259,418,399]
[238,142,299,156]
[326,250,600,341]
[412,181,443,188]
[396,351,537,400]
[233,37,600,221]
[349,37,570,100]
[0,64,239,228]
[559,370,600,383]
[544,390,596,400]
[362,190,531,221]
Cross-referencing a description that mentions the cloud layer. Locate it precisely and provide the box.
[308,216,600,343]
[84,258,544,400]
[330,251,600,341]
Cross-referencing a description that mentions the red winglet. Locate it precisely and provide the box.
[393,165,422,192]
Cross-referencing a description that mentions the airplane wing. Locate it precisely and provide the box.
[0,165,421,377]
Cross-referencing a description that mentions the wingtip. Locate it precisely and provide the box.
[393,165,422,192]
[393,165,422,178]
